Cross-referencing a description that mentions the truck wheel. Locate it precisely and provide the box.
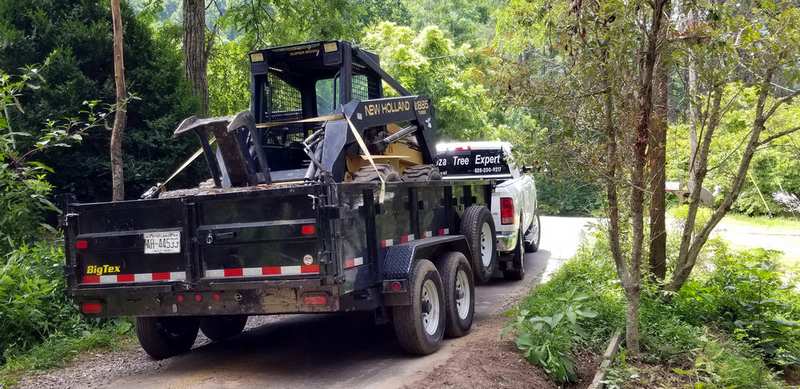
[392,259,446,355]
[438,252,475,337]
[524,213,541,253]
[352,164,402,183]
[200,315,248,342]
[402,164,442,182]
[503,229,525,281]
[460,205,497,284]
[135,316,199,360]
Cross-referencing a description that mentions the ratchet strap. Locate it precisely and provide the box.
[344,115,386,204]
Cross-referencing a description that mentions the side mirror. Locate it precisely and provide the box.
[521,166,533,174]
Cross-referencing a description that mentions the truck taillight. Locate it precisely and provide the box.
[500,197,514,225]
[75,239,89,250]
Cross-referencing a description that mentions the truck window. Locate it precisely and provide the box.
[435,148,512,178]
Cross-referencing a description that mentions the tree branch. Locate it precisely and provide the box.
[758,125,800,146]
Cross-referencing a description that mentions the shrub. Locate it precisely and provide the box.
[0,241,92,360]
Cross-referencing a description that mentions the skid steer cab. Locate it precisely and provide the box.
[65,41,504,361]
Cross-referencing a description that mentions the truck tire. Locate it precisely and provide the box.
[524,213,541,253]
[460,205,497,284]
[503,229,525,281]
[392,259,446,355]
[135,316,199,360]
[200,315,248,342]
[352,164,402,183]
[402,164,441,182]
[437,252,475,338]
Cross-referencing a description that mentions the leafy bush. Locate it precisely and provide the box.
[0,241,91,359]
[673,246,800,369]
[507,234,624,382]
[510,290,599,382]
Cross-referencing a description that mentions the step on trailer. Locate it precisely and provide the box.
[64,41,500,359]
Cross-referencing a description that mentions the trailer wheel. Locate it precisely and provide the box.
[460,205,497,284]
[352,164,402,183]
[524,213,541,253]
[135,316,199,360]
[503,228,525,281]
[402,164,441,182]
[200,315,248,342]
[438,252,475,337]
[392,259,445,355]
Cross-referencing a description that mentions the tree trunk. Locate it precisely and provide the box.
[647,17,670,281]
[687,56,700,194]
[110,0,126,201]
[625,287,641,353]
[183,0,208,116]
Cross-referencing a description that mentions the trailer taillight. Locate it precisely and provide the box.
[300,224,316,236]
[500,197,514,225]
[302,293,328,306]
[75,239,89,250]
[81,302,103,314]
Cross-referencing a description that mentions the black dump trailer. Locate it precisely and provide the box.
[64,41,500,359]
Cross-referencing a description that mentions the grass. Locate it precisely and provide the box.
[0,322,134,388]
[724,213,800,230]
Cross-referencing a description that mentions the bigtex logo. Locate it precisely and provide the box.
[86,265,121,276]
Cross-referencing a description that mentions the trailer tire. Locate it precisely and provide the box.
[135,316,199,360]
[392,259,445,355]
[402,164,442,182]
[438,252,475,338]
[524,213,541,253]
[503,228,525,281]
[352,164,402,183]
[460,205,497,284]
[200,315,248,342]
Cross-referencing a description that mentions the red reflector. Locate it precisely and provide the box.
[390,281,403,292]
[300,224,316,235]
[176,294,185,303]
[81,302,103,314]
[194,293,203,302]
[75,239,89,250]
[500,197,514,225]
[303,294,327,306]
[212,292,221,302]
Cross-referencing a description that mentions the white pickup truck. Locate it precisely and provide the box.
[435,141,540,281]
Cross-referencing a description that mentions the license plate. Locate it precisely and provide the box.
[143,231,181,254]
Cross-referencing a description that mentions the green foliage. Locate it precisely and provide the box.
[0,320,133,387]
[673,246,800,369]
[362,22,493,139]
[507,234,624,382]
[510,289,599,382]
[512,226,799,384]
[0,242,91,357]
[0,0,201,201]
[207,39,250,116]
[666,85,800,216]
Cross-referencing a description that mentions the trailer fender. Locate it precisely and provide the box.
[381,235,472,306]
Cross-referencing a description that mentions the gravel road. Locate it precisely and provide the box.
[18,216,594,389]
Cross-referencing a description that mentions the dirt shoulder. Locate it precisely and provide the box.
[406,315,597,389]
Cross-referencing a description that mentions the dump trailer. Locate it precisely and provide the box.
[64,41,500,359]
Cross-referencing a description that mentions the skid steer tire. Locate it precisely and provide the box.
[136,316,199,360]
[402,164,442,182]
[352,164,402,183]
[437,251,475,338]
[200,315,248,342]
[392,259,445,355]
[460,205,498,284]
